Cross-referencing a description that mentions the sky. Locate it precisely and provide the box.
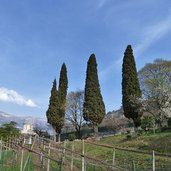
[0,0,171,118]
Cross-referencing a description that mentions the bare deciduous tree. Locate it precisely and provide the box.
[101,115,131,132]
[66,90,84,138]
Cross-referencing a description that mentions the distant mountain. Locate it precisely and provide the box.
[106,108,123,118]
[0,111,48,130]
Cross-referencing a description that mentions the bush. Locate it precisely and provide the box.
[168,118,171,128]
[68,133,76,141]
[141,115,155,131]
[137,129,144,136]
[126,134,132,139]
[0,121,20,138]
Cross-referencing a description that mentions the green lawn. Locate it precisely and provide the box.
[99,132,171,153]
[0,150,34,171]
[64,131,171,171]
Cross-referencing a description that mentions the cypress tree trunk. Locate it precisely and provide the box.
[58,133,61,143]
[53,128,56,142]
[93,125,98,137]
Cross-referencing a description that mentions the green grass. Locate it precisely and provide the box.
[99,132,171,153]
[50,160,61,171]
[0,150,34,171]
[65,131,171,171]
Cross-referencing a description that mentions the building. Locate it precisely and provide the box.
[21,122,36,135]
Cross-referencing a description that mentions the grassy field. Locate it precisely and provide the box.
[0,150,34,171]
[0,132,170,171]
[99,131,171,153]
[65,131,171,171]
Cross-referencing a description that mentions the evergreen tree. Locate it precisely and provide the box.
[122,45,142,127]
[56,63,68,141]
[58,63,68,106]
[83,54,105,133]
[46,63,68,142]
[46,79,59,140]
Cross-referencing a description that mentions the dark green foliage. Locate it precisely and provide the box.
[0,121,20,138]
[141,115,155,131]
[46,63,68,134]
[122,45,142,127]
[57,63,68,132]
[68,133,76,141]
[83,54,105,126]
[168,118,171,128]
[46,79,59,131]
[58,63,68,104]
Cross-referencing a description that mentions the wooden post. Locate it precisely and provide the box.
[152,150,155,171]
[20,146,24,171]
[47,142,51,171]
[133,160,135,171]
[60,140,66,171]
[85,149,87,171]
[40,152,44,168]
[0,137,2,160]
[82,140,85,171]
[71,142,74,171]
[112,147,116,166]
[15,152,18,162]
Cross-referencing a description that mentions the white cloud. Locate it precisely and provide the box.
[99,12,171,81]
[0,87,38,107]
[135,13,171,57]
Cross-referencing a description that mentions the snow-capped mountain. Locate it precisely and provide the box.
[0,111,48,130]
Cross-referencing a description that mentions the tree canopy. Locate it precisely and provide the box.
[46,79,60,132]
[138,59,171,127]
[46,63,68,136]
[66,90,84,138]
[122,45,142,127]
[0,121,20,138]
[83,54,105,130]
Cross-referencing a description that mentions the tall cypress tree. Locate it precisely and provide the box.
[83,54,105,134]
[58,63,68,106]
[46,78,59,140]
[46,63,68,142]
[122,45,142,127]
[56,63,68,141]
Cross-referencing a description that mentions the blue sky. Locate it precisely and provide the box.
[0,0,171,118]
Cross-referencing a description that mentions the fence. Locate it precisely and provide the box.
[83,140,171,171]
[0,135,170,171]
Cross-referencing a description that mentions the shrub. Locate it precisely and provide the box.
[168,118,171,128]
[68,133,76,141]
[126,134,132,140]
[141,115,155,131]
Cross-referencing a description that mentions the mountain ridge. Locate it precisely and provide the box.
[0,111,47,129]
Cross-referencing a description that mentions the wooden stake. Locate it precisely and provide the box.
[0,137,2,160]
[133,160,135,171]
[112,147,116,166]
[152,150,155,171]
[71,142,74,171]
[82,140,85,171]
[47,142,51,171]
[60,140,66,171]
[20,147,24,171]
